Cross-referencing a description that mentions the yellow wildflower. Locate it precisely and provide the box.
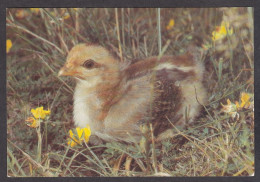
[63,13,70,20]
[68,130,80,147]
[31,107,51,119]
[25,117,39,128]
[6,39,12,53]
[221,99,238,119]
[30,8,40,14]
[212,21,233,41]
[240,92,251,108]
[82,126,91,142]
[60,8,70,20]
[76,127,84,138]
[236,92,252,110]
[166,19,175,30]
[221,92,253,119]
[221,99,236,113]
[67,125,91,147]
[15,9,29,19]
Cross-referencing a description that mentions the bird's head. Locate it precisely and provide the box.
[58,43,120,88]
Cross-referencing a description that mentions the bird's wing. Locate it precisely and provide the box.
[122,53,201,136]
[151,68,184,136]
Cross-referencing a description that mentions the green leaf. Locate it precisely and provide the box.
[203,128,209,134]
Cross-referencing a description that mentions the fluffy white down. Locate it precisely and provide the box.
[73,92,92,128]
[73,78,102,133]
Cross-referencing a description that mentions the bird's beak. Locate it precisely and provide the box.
[58,66,72,77]
[58,66,78,77]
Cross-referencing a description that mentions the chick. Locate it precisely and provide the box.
[58,43,207,143]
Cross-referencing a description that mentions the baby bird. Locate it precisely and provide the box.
[58,43,207,143]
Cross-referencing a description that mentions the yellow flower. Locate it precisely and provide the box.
[68,130,80,147]
[76,127,84,138]
[212,21,233,41]
[221,99,236,113]
[60,8,70,20]
[236,92,252,110]
[75,126,91,143]
[63,13,70,20]
[31,107,51,119]
[25,117,39,128]
[6,39,12,53]
[221,99,238,119]
[166,19,175,30]
[15,9,29,19]
[30,8,40,14]
[67,125,91,147]
[221,92,253,119]
[82,126,91,142]
[240,92,251,108]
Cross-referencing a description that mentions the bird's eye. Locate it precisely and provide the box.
[83,59,95,69]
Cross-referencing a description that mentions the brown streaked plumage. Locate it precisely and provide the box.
[58,43,207,143]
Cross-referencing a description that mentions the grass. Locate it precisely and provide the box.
[6,8,254,177]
